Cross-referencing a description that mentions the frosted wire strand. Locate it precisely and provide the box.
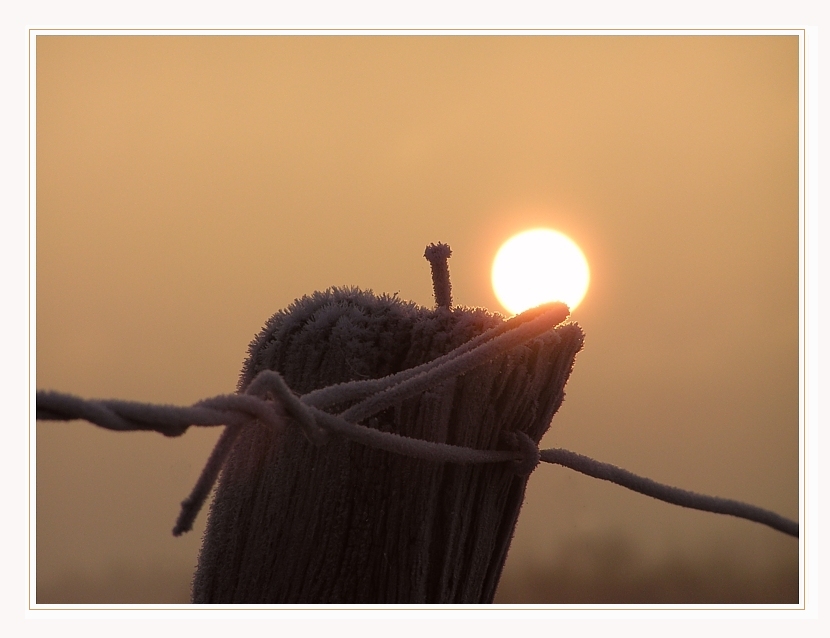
[310,408,520,464]
[36,391,253,434]
[301,303,565,410]
[172,424,246,536]
[424,242,453,309]
[340,303,567,423]
[541,448,799,538]
[35,387,523,466]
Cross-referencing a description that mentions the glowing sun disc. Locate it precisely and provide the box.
[492,228,590,315]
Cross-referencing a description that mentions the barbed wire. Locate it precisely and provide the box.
[36,349,799,540]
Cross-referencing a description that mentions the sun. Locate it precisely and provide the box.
[491,228,590,315]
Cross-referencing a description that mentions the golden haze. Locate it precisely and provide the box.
[36,35,799,603]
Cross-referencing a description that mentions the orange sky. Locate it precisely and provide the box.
[35,34,799,602]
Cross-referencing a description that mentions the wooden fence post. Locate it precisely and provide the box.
[191,248,583,604]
